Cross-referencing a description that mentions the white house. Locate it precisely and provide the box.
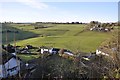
[105,28,108,31]
[49,48,60,54]
[41,48,49,54]
[0,50,21,78]
[64,51,74,56]
[90,28,93,31]
[40,47,60,54]
[96,49,109,56]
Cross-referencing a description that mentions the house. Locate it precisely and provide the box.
[19,46,31,54]
[90,28,94,31]
[0,49,21,78]
[64,50,74,56]
[2,44,15,53]
[90,24,111,32]
[25,45,33,49]
[104,28,111,32]
[20,49,31,54]
[39,47,74,56]
[38,47,60,54]
[59,49,74,56]
[96,48,110,57]
[39,46,50,54]
[49,48,60,54]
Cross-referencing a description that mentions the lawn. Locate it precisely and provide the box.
[17,54,39,62]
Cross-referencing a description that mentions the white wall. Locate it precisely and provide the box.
[4,58,20,77]
[96,49,109,56]
[41,48,49,54]
[96,50,101,55]
[0,65,3,78]
[0,65,8,78]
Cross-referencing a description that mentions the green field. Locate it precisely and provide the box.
[2,23,112,53]
[17,54,39,61]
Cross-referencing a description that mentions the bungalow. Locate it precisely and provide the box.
[90,24,111,32]
[96,48,110,57]
[38,47,60,54]
[64,50,74,56]
[39,46,50,54]
[39,47,73,56]
[20,49,31,54]
[49,48,60,54]
[59,49,74,56]
[2,44,15,53]
[104,28,111,32]
[0,49,21,78]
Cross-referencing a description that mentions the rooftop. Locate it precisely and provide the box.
[0,49,21,65]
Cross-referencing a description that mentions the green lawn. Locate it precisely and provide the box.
[17,54,39,61]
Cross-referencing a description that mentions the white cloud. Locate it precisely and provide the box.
[16,0,48,9]
[0,0,48,9]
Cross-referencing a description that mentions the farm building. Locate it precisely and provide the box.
[64,50,74,56]
[38,46,60,54]
[20,49,31,54]
[96,48,110,57]
[49,48,60,54]
[90,24,111,32]
[39,47,74,56]
[59,49,74,57]
[0,49,21,78]
[2,44,15,53]
[39,46,50,54]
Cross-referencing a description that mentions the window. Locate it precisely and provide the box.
[7,66,18,72]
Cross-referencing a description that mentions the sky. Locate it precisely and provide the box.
[0,0,119,23]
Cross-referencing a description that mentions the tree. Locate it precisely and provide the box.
[31,54,88,79]
[98,29,120,78]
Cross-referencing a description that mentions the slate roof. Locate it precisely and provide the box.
[0,49,21,65]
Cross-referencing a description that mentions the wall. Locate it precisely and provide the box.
[0,65,3,78]
[4,58,20,77]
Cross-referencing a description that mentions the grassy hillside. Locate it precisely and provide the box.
[2,23,112,52]
[2,23,38,44]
